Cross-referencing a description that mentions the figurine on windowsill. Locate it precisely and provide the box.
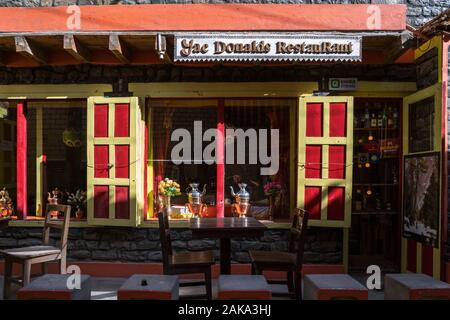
[0,187,14,218]
[47,188,62,219]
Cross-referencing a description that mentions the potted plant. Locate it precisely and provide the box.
[67,189,87,219]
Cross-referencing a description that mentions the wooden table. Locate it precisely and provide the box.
[189,217,267,274]
[0,217,11,229]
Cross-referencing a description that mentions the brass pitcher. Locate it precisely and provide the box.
[186,183,207,218]
[230,183,251,218]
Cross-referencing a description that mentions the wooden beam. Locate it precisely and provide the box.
[14,36,47,65]
[108,34,130,64]
[0,51,5,66]
[16,101,27,219]
[63,34,90,63]
[384,33,415,64]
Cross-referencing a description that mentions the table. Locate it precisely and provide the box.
[0,217,11,229]
[189,217,267,274]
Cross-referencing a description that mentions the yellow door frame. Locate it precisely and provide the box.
[401,83,443,279]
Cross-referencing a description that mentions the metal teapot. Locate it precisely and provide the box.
[186,183,207,217]
[230,183,250,218]
[186,183,206,205]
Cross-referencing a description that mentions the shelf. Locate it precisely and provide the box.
[353,183,399,187]
[354,127,399,132]
[352,211,398,215]
[353,155,400,159]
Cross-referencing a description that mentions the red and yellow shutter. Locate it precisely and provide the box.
[87,97,144,226]
[297,96,353,227]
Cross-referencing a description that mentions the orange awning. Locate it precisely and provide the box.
[0,4,406,33]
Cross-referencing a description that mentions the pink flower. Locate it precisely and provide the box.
[264,181,282,194]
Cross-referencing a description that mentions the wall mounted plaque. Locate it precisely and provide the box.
[174,34,362,62]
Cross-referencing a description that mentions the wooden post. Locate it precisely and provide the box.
[216,100,225,218]
[16,101,27,219]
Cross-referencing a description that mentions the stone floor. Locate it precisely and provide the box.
[1,274,384,300]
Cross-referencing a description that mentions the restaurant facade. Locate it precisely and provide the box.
[0,3,449,282]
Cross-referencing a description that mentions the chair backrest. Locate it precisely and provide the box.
[288,208,309,267]
[43,204,71,255]
[158,208,173,271]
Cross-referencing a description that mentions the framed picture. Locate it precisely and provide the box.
[403,152,440,248]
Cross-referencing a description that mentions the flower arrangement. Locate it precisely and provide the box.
[264,181,282,195]
[67,189,87,219]
[158,178,181,197]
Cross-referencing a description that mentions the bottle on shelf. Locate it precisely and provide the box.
[364,104,370,128]
[392,166,398,184]
[382,104,388,128]
[385,200,392,211]
[387,107,394,128]
[392,107,399,129]
[377,111,383,128]
[354,188,363,211]
[371,113,377,128]
[375,192,382,211]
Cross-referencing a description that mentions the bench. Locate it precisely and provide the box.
[117,274,179,300]
[304,274,368,300]
[17,274,91,300]
[217,275,272,300]
[385,273,450,300]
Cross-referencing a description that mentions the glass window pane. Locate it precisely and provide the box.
[151,99,217,218]
[43,106,87,198]
[0,101,17,216]
[26,108,37,215]
[224,99,294,220]
[408,97,435,153]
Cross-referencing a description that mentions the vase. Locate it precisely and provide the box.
[75,208,84,219]
[268,193,281,221]
[163,195,173,217]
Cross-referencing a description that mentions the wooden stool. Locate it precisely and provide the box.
[117,274,179,300]
[17,274,91,300]
[304,274,368,300]
[217,275,272,300]
[385,273,450,300]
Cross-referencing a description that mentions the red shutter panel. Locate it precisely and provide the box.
[298,96,353,227]
[87,97,143,227]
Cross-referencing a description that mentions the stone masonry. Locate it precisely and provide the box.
[0,0,449,28]
[0,227,343,264]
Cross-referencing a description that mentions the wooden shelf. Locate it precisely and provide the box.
[352,211,398,215]
[353,155,400,159]
[354,127,399,132]
[353,183,399,187]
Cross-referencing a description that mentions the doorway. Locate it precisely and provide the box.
[349,97,402,272]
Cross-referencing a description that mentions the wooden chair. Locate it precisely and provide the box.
[249,208,309,300]
[158,208,214,300]
[1,204,71,300]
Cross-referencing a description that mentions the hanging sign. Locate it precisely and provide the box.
[174,34,362,62]
[329,78,358,91]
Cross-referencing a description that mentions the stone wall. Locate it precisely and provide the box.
[0,0,449,28]
[0,64,417,87]
[0,227,343,264]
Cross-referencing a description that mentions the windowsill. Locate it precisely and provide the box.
[6,216,291,229]
[6,216,92,228]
